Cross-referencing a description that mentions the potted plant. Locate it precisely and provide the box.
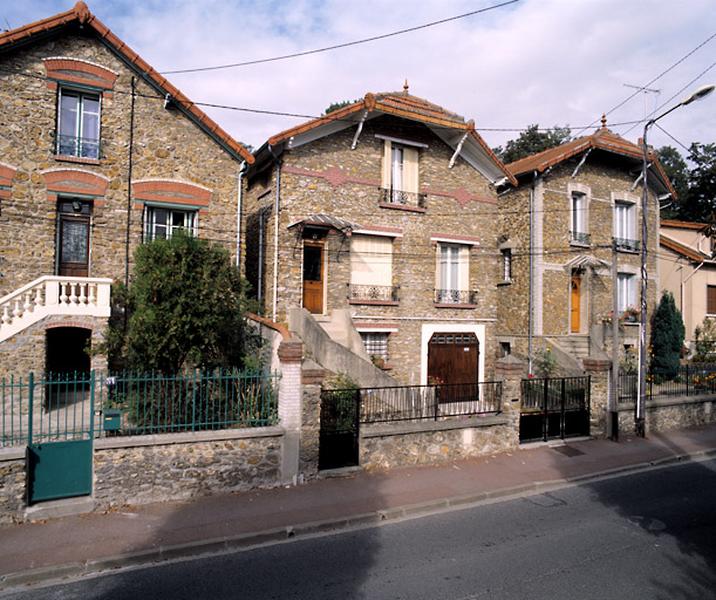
[622,306,639,323]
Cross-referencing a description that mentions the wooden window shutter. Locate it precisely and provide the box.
[708,285,716,314]
[459,246,470,291]
[381,140,392,188]
[350,235,392,286]
[403,147,419,194]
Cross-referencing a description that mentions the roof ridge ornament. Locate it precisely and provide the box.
[600,113,607,129]
[403,79,409,94]
[74,1,91,24]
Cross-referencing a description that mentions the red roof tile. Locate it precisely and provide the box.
[661,219,709,231]
[660,235,710,262]
[0,2,253,164]
[506,126,675,198]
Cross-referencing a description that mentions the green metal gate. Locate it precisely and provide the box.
[27,371,96,504]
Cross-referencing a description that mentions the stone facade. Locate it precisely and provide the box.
[360,416,516,470]
[93,430,282,509]
[498,153,661,371]
[0,23,247,377]
[246,112,504,384]
[0,451,25,525]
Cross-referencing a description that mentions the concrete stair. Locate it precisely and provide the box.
[556,335,591,360]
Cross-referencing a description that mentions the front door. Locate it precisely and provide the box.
[570,274,581,333]
[57,200,91,277]
[303,242,324,314]
[428,332,479,383]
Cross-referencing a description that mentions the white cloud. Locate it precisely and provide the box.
[6,0,716,152]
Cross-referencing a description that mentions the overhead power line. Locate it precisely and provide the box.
[160,0,521,74]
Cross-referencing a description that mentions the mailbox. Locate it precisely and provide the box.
[103,409,122,432]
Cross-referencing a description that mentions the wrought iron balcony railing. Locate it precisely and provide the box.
[570,231,591,245]
[613,237,641,252]
[378,187,427,209]
[56,134,101,159]
[434,289,478,305]
[347,283,400,303]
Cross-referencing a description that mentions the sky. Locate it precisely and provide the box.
[4,0,716,155]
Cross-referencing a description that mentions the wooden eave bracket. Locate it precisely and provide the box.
[448,130,469,169]
[571,148,592,178]
[351,110,369,150]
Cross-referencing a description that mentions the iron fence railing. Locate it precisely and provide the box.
[378,187,427,209]
[570,231,591,245]
[347,283,400,303]
[520,376,590,412]
[358,381,502,423]
[617,364,716,403]
[434,289,478,305]
[613,237,641,252]
[56,134,101,159]
[1,370,279,447]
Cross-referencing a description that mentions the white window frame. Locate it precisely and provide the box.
[350,234,393,286]
[57,87,101,159]
[501,248,512,282]
[144,205,198,241]
[436,243,469,302]
[617,272,636,313]
[570,191,587,241]
[614,200,636,242]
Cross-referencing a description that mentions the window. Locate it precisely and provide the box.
[501,248,512,282]
[614,201,638,250]
[570,192,588,244]
[144,206,197,241]
[708,285,716,315]
[360,332,389,362]
[57,88,100,159]
[381,140,421,206]
[349,235,395,302]
[436,243,470,303]
[499,341,511,357]
[617,272,636,313]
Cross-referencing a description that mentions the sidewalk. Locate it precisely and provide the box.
[2,424,716,588]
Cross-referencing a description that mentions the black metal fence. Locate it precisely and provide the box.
[520,376,591,442]
[617,364,716,404]
[358,381,502,424]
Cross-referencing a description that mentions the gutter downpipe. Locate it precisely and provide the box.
[268,145,282,323]
[235,160,247,268]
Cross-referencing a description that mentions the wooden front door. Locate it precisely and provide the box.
[427,332,479,385]
[303,242,324,314]
[570,274,581,333]
[57,201,91,277]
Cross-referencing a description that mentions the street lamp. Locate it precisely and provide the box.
[636,83,715,437]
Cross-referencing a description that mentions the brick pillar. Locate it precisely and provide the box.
[583,358,611,438]
[495,355,526,446]
[277,340,303,485]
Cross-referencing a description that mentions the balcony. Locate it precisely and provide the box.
[613,237,641,253]
[434,289,478,307]
[570,231,591,246]
[347,283,400,305]
[378,187,427,212]
[0,276,112,343]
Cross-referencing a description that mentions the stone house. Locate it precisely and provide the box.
[659,219,716,348]
[244,88,516,385]
[0,2,253,378]
[497,119,675,374]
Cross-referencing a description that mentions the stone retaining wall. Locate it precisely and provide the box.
[360,416,516,470]
[0,450,25,525]
[93,428,283,509]
[618,395,716,435]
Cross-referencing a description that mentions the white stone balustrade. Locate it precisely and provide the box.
[0,276,112,342]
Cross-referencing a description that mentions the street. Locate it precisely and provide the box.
[4,457,716,600]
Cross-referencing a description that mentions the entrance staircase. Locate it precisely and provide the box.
[0,276,112,343]
[545,335,591,374]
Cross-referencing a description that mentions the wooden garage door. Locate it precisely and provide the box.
[427,332,479,386]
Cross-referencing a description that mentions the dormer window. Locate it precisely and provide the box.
[57,88,101,159]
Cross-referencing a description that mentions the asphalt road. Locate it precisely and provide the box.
[5,458,716,600]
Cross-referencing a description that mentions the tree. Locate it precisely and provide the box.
[493,124,571,164]
[323,99,359,115]
[105,232,257,373]
[650,292,685,378]
[656,145,689,218]
[679,142,716,222]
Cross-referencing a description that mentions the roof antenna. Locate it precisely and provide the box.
[2,17,11,32]
[403,79,409,94]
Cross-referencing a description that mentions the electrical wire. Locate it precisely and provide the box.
[160,1,521,74]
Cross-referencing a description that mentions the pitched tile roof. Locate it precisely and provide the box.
[506,124,675,198]
[0,2,253,164]
[660,234,710,263]
[266,91,516,185]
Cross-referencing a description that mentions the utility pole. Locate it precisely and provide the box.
[610,239,619,440]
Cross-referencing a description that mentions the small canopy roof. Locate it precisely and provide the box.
[287,213,361,234]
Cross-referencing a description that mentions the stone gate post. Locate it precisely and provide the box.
[495,355,526,445]
[277,339,303,484]
[583,358,611,438]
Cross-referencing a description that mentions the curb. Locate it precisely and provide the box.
[2,447,715,593]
